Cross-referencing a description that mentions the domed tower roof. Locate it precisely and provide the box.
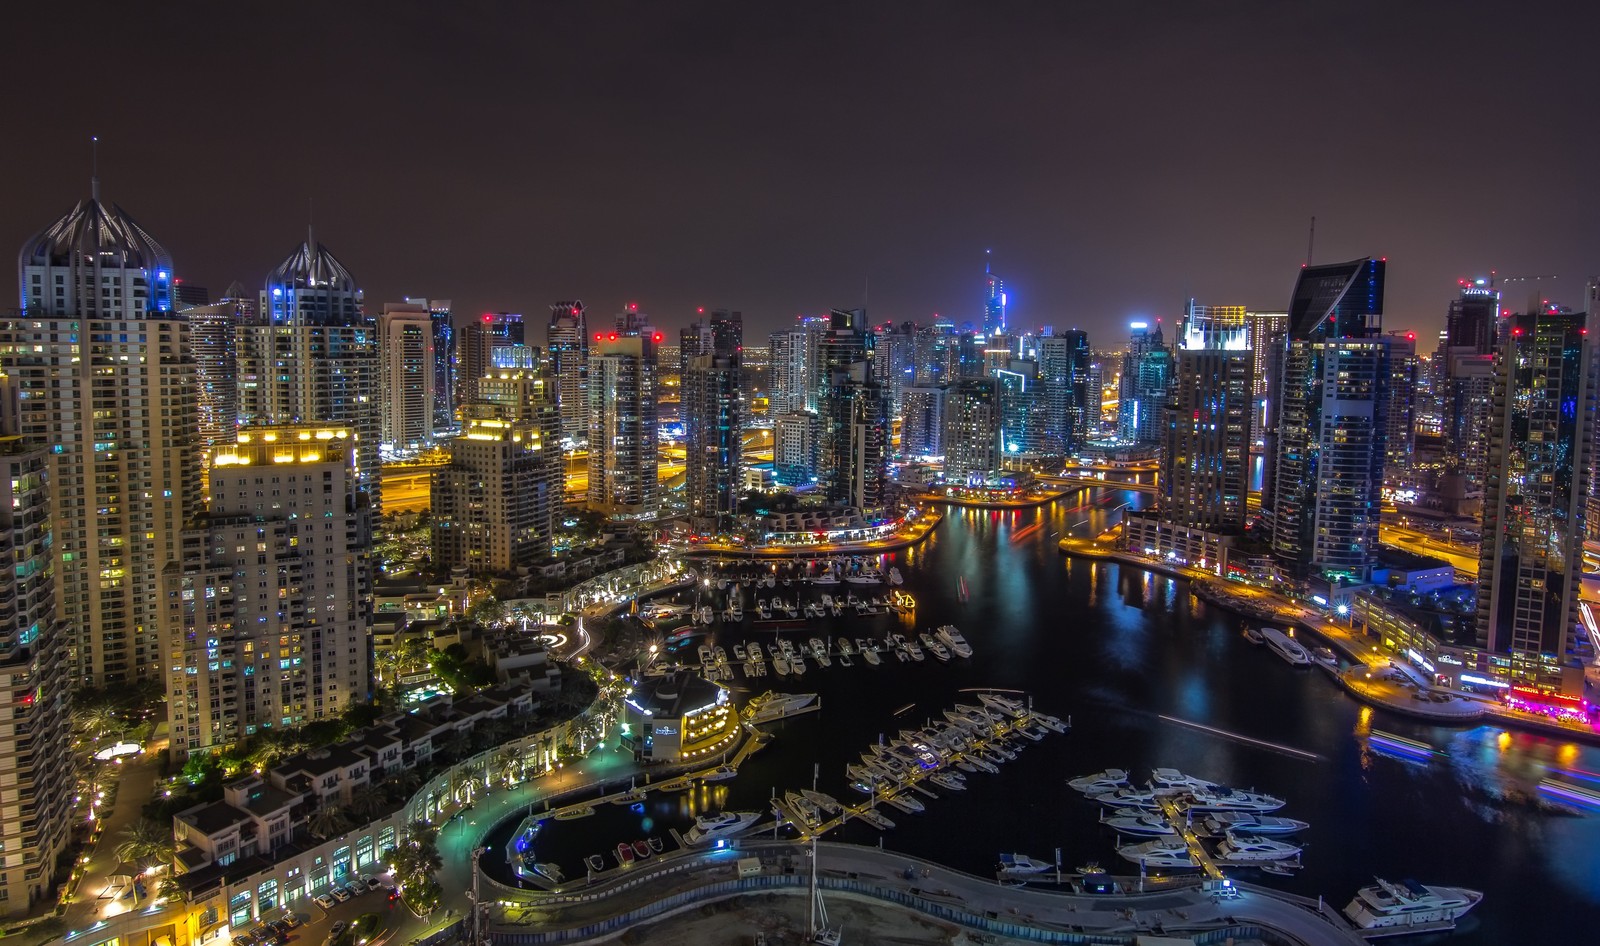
[265,233,357,295]
[18,197,172,277]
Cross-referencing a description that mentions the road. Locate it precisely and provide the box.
[1377,524,1479,576]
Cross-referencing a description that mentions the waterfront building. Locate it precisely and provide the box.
[943,378,1001,482]
[377,302,436,450]
[1037,330,1091,453]
[546,301,588,441]
[995,361,1046,461]
[0,377,73,913]
[460,311,524,402]
[817,309,887,509]
[620,671,737,764]
[900,385,946,459]
[4,186,199,687]
[167,426,372,756]
[586,324,659,516]
[1269,257,1389,582]
[1116,321,1171,445]
[1476,307,1593,695]
[683,352,743,524]
[239,234,380,505]
[432,373,563,575]
[774,411,819,487]
[184,287,249,457]
[1123,303,1253,571]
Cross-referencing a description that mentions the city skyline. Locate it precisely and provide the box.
[6,2,1599,342]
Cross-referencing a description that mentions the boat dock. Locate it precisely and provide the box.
[1154,795,1225,881]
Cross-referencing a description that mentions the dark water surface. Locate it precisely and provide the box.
[489,491,1600,943]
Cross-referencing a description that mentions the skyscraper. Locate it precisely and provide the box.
[1038,329,1092,452]
[773,411,819,487]
[378,302,436,449]
[900,385,946,458]
[1269,257,1389,581]
[184,287,248,458]
[587,320,659,515]
[1446,278,1500,354]
[546,301,588,441]
[433,371,563,574]
[1384,331,1418,483]
[238,234,380,504]
[816,309,885,508]
[4,187,199,686]
[0,376,73,913]
[769,326,813,414]
[460,311,525,402]
[1476,308,1593,694]
[1123,304,1254,571]
[1246,309,1289,428]
[943,379,1000,482]
[683,353,743,524]
[408,297,454,430]
[167,426,371,755]
[1117,322,1171,445]
[983,255,1006,336]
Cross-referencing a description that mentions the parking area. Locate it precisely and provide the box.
[233,876,402,946]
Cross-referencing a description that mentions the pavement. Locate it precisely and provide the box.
[64,752,162,929]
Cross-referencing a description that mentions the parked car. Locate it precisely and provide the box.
[329,921,348,938]
[313,894,336,910]
[361,876,382,891]
[282,915,305,930]
[330,887,353,903]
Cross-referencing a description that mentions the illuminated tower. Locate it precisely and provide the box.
[378,301,436,449]
[943,379,1001,481]
[587,315,660,515]
[1476,308,1593,694]
[4,185,199,686]
[546,301,588,440]
[983,252,1006,335]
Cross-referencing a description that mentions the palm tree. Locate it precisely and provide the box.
[73,699,126,747]
[439,729,471,761]
[114,819,174,870]
[346,791,390,825]
[306,804,352,840]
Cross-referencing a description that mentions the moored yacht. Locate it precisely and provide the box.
[1100,810,1177,836]
[684,811,762,845]
[744,690,818,723]
[997,853,1056,876]
[1180,786,1286,813]
[919,633,951,661]
[1202,813,1309,835]
[1097,786,1163,809]
[1117,839,1199,869]
[1212,833,1302,863]
[1261,627,1312,666]
[977,692,1029,718]
[935,624,974,658]
[1342,878,1484,930]
[1149,768,1217,793]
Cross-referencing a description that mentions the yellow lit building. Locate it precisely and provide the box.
[621,672,737,764]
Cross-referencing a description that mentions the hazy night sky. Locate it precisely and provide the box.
[5,0,1597,346]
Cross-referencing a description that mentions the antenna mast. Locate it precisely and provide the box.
[1305,216,1315,266]
[91,135,100,201]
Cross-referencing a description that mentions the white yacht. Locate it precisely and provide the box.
[837,637,855,656]
[1342,878,1484,930]
[1212,833,1303,864]
[977,692,1029,718]
[1202,813,1309,835]
[1261,627,1312,666]
[683,811,762,845]
[997,853,1056,876]
[1117,839,1200,869]
[884,793,925,814]
[747,642,764,661]
[920,633,951,661]
[791,654,808,675]
[1180,786,1286,813]
[935,624,973,658]
[1100,811,1177,836]
[744,691,818,723]
[859,641,881,666]
[906,641,925,662]
[1097,786,1163,809]
[1149,768,1217,793]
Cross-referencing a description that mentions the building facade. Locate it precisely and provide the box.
[586,331,659,515]
[377,302,436,449]
[683,353,742,523]
[546,302,587,441]
[943,379,1000,482]
[900,385,945,459]
[773,411,819,487]
[5,189,199,686]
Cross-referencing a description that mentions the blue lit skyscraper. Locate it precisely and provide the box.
[983,251,1006,336]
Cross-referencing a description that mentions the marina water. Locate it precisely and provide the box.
[488,489,1600,943]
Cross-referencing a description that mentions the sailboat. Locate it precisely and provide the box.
[809,837,842,945]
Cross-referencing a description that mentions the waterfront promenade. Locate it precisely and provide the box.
[685,507,942,559]
[1059,537,1600,744]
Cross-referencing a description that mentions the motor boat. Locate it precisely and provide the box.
[1342,878,1484,930]
[906,641,925,661]
[532,862,564,883]
[1202,813,1309,835]
[929,773,966,791]
[1097,786,1163,809]
[997,853,1056,876]
[860,642,881,666]
[1149,768,1217,793]
[1102,810,1178,836]
[616,842,635,866]
[733,643,747,660]
[744,691,818,723]
[1261,627,1312,666]
[1180,786,1286,813]
[888,566,904,586]
[791,655,808,675]
[631,840,652,859]
[884,793,924,814]
[802,789,843,815]
[854,808,895,830]
[747,642,764,661]
[683,810,762,845]
[1032,713,1069,733]
[977,692,1028,718]
[935,624,973,658]
[1117,839,1199,869]
[837,637,854,655]
[1212,833,1302,863]
[920,633,951,661]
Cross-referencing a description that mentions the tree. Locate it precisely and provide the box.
[115,819,175,870]
[307,804,353,840]
[385,821,442,914]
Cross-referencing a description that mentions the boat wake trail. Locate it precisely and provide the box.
[1158,715,1323,762]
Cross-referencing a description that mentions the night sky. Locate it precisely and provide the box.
[6,1,1598,345]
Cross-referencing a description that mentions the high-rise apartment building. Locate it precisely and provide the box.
[587,324,659,515]
[1270,258,1389,581]
[239,235,380,505]
[1446,279,1500,354]
[1117,322,1171,445]
[546,301,587,441]
[1476,308,1593,694]
[460,311,524,402]
[943,379,1000,482]
[1037,330,1091,454]
[1384,332,1418,483]
[900,386,946,458]
[773,411,819,487]
[402,297,454,430]
[1247,310,1288,429]
[433,371,562,574]
[378,302,436,449]
[983,258,1007,336]
[184,289,249,457]
[769,327,813,414]
[816,309,885,508]
[873,321,917,416]
[683,353,742,524]
[166,426,371,755]
[0,377,73,913]
[5,187,199,686]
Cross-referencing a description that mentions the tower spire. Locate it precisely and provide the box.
[90,135,100,201]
